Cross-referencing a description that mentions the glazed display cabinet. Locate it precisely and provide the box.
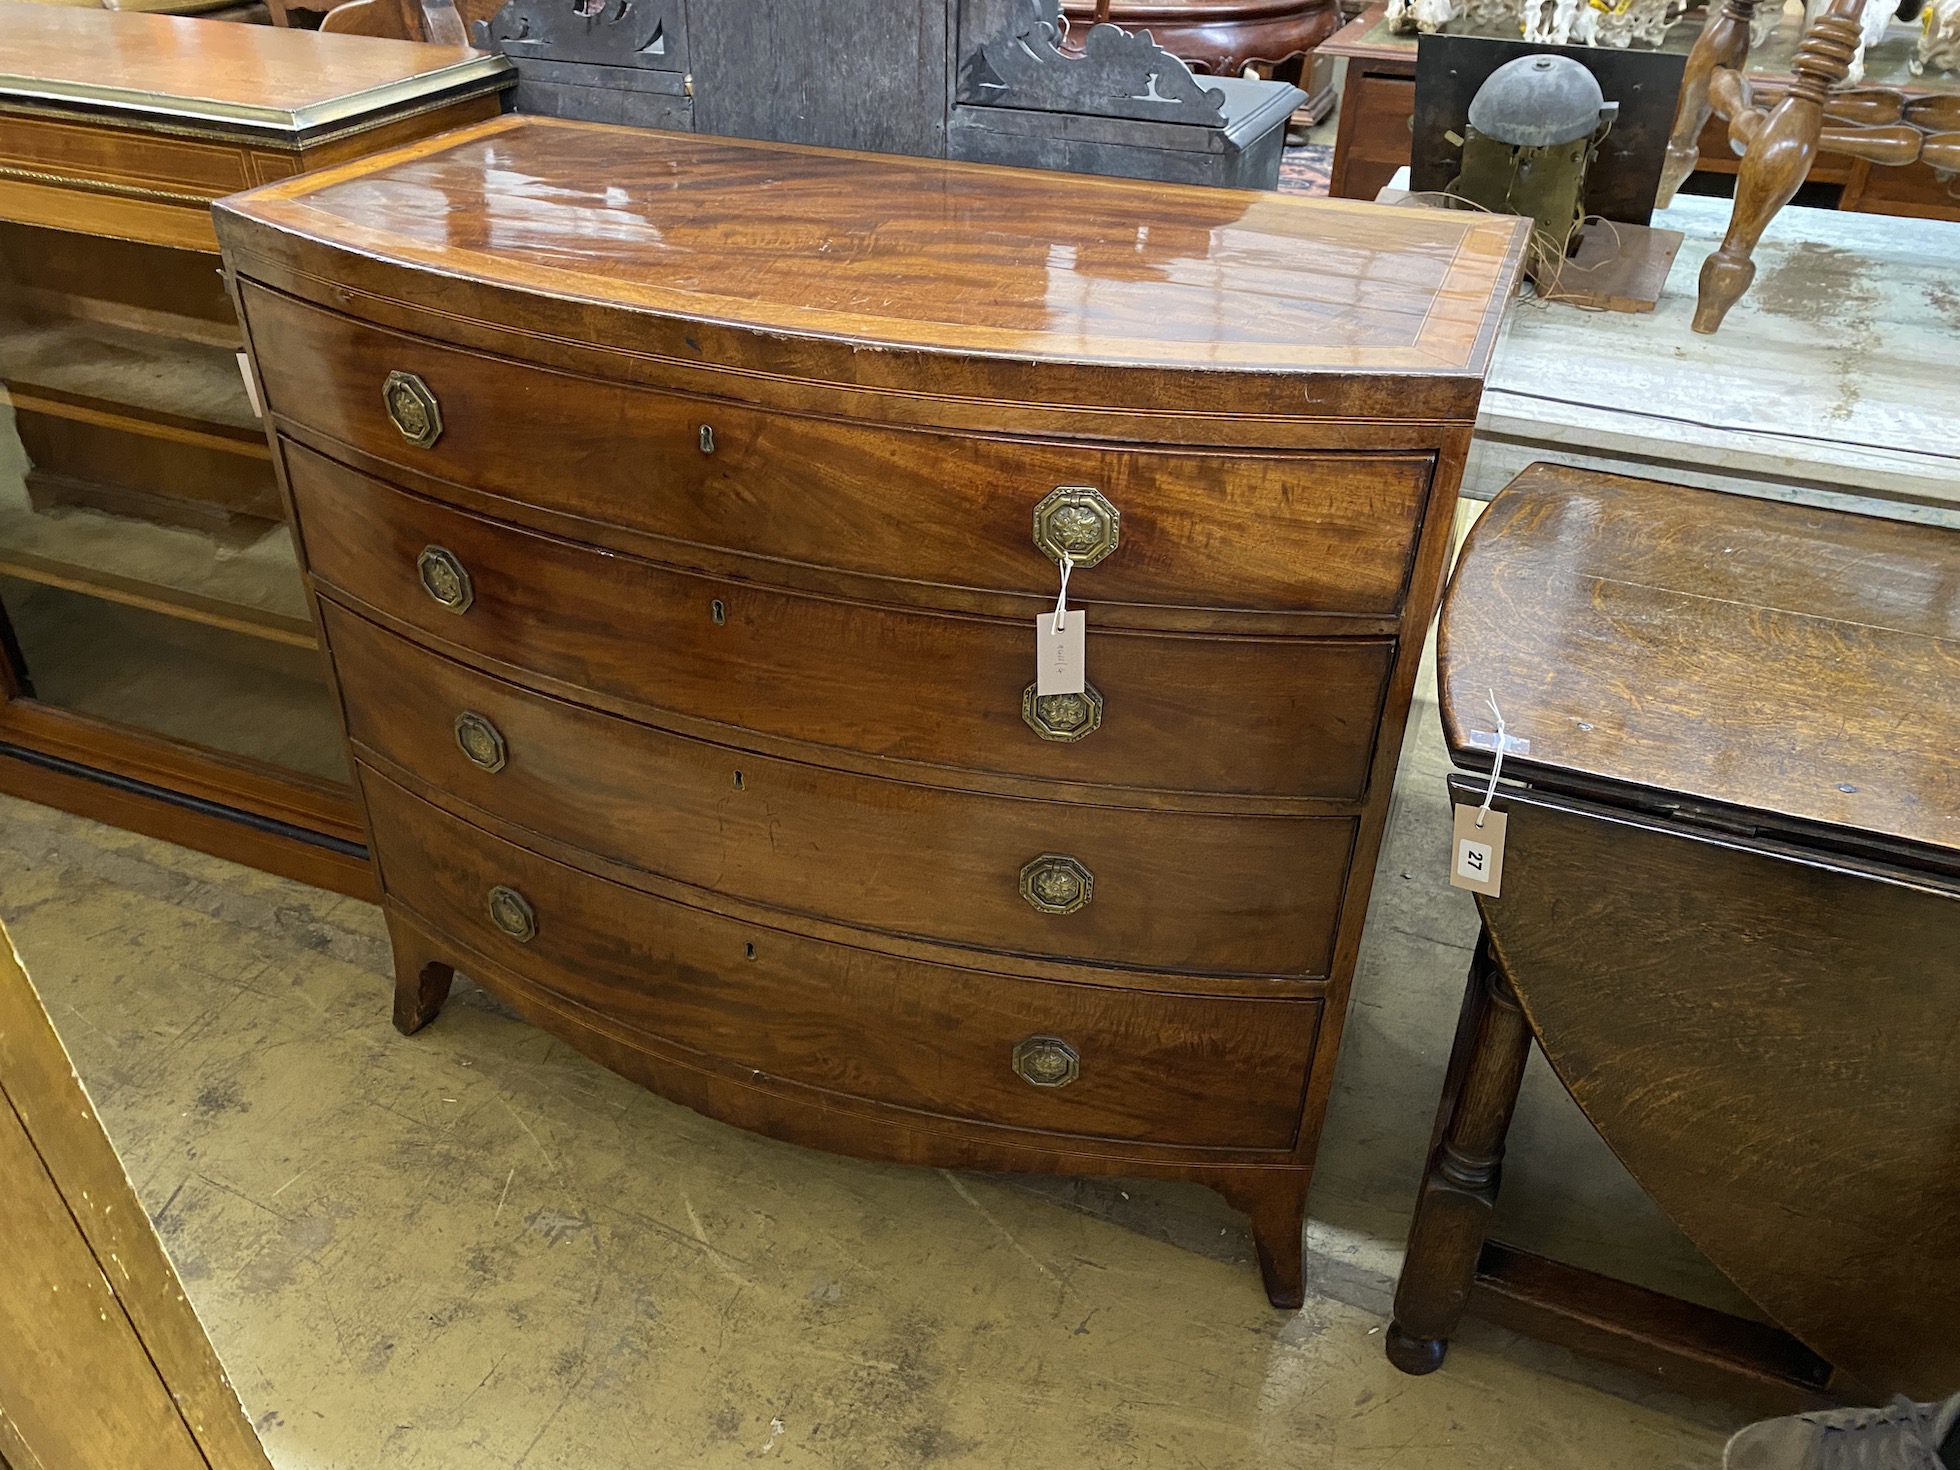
[0,4,509,893]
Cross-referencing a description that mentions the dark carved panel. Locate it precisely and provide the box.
[474,0,687,69]
[474,0,1299,185]
[960,0,1227,126]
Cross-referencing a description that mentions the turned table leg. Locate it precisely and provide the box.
[1386,927,1534,1374]
[1694,0,1865,332]
[386,909,455,1036]
[1658,0,1760,205]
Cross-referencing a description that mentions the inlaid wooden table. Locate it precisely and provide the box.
[0,5,510,896]
[218,113,1527,1306]
[1390,463,1960,1401]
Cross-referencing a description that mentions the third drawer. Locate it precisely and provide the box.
[291,441,1397,800]
[328,602,1355,977]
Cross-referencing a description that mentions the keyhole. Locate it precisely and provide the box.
[733,770,744,790]
[711,599,726,625]
[744,942,757,961]
[699,424,715,454]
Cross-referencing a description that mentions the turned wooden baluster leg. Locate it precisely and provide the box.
[386,909,455,1035]
[1658,0,1760,205]
[1385,927,1534,1374]
[1214,1169,1311,1309]
[1694,0,1865,333]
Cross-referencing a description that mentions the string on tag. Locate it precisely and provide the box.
[1478,690,1506,829]
[1053,551,1074,633]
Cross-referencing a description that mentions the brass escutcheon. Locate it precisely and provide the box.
[417,546,473,613]
[1032,486,1119,568]
[1019,854,1093,915]
[382,370,442,449]
[1012,1035,1080,1088]
[453,711,507,772]
[1022,682,1103,743]
[487,885,536,942]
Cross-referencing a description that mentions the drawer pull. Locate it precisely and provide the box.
[382,370,443,449]
[1032,486,1119,569]
[453,711,507,772]
[1012,1035,1080,1089]
[487,885,536,942]
[417,546,474,613]
[1022,682,1103,743]
[1019,854,1093,915]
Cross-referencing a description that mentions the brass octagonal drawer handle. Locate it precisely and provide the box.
[1022,682,1102,743]
[454,711,507,772]
[417,545,473,613]
[487,885,536,942]
[1032,486,1119,568]
[1013,1035,1080,1088]
[383,370,443,449]
[1019,854,1093,915]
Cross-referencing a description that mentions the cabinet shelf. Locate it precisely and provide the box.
[0,546,317,649]
[0,311,264,436]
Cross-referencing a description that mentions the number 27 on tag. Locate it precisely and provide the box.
[1450,804,1506,898]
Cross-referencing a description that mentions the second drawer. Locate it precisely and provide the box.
[289,441,1396,801]
[328,603,1354,977]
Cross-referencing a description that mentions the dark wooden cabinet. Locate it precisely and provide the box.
[0,4,511,895]
[218,116,1526,1304]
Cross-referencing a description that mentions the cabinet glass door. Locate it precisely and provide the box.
[0,221,348,786]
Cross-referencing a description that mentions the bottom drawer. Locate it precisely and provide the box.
[366,773,1323,1151]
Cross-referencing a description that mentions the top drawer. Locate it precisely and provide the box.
[239,284,1435,618]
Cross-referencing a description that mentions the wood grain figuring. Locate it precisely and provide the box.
[224,117,1522,1304]
[326,604,1353,976]
[289,444,1396,801]
[1441,465,1960,859]
[366,776,1323,1152]
[0,2,490,121]
[217,115,1526,380]
[0,115,256,199]
[1486,788,1960,1398]
[241,285,1437,618]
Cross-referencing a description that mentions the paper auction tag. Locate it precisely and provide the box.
[1036,607,1086,695]
[236,351,264,419]
[1450,804,1507,898]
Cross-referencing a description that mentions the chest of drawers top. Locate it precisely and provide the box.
[215,114,1526,423]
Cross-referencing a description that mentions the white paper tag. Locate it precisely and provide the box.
[236,351,264,419]
[1035,607,1085,695]
[1450,804,1507,898]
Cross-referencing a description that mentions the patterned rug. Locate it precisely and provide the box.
[1278,144,1334,196]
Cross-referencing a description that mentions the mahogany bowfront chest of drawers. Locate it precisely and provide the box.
[217,115,1526,1305]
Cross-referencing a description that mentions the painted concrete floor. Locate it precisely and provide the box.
[0,648,1760,1469]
